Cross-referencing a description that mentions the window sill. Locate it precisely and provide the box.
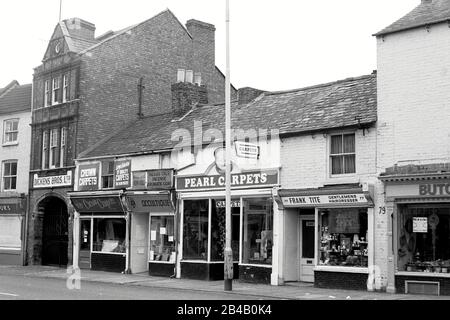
[314,265,369,274]
[91,251,126,256]
[149,260,175,265]
[323,175,359,185]
[2,142,18,147]
[395,271,450,278]
[240,263,273,268]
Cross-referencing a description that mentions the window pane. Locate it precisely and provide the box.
[149,216,175,262]
[211,199,240,261]
[331,135,343,155]
[11,132,18,142]
[132,172,146,189]
[344,155,356,174]
[4,163,11,176]
[12,120,18,131]
[183,200,209,260]
[319,209,368,267]
[242,198,273,265]
[11,177,16,190]
[331,156,343,175]
[344,134,355,153]
[93,219,126,253]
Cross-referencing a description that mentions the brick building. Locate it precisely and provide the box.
[374,0,450,295]
[0,81,32,265]
[27,9,237,267]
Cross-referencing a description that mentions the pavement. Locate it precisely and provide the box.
[0,265,449,300]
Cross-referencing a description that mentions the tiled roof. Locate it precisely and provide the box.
[375,0,450,36]
[0,84,32,115]
[81,74,377,159]
[0,80,19,98]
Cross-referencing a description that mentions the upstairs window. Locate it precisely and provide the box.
[102,161,115,189]
[42,130,49,169]
[52,77,60,105]
[2,161,17,191]
[62,74,69,103]
[3,119,19,145]
[44,80,51,107]
[330,133,356,175]
[49,129,59,168]
[60,127,67,167]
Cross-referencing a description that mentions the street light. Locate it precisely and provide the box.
[224,0,233,292]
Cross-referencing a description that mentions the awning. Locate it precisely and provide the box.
[277,186,374,208]
[0,195,27,215]
[68,191,126,214]
[124,191,174,214]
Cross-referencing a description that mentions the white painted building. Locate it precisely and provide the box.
[0,81,32,265]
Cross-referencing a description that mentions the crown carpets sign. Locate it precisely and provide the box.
[176,170,279,191]
[33,171,73,189]
[78,163,100,191]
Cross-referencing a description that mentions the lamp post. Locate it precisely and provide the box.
[224,0,233,292]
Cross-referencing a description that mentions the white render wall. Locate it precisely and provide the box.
[376,22,450,292]
[0,111,31,194]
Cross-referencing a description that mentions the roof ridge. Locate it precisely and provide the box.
[266,73,376,96]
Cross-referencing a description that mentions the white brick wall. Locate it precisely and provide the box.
[0,111,31,194]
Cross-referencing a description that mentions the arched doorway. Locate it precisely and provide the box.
[39,196,69,267]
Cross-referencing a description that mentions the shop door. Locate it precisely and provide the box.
[299,216,315,282]
[79,220,91,269]
[41,197,69,267]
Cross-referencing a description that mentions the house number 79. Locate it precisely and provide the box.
[379,207,386,215]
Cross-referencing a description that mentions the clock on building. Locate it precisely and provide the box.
[54,41,61,54]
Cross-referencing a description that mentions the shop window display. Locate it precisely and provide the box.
[93,219,126,253]
[242,198,273,265]
[0,216,21,250]
[149,216,175,263]
[183,200,209,260]
[211,199,240,262]
[319,208,368,267]
[398,205,450,273]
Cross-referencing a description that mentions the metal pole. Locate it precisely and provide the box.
[224,0,233,292]
[59,0,63,22]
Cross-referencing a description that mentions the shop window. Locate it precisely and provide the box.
[93,219,126,253]
[183,200,209,260]
[149,216,175,263]
[398,205,450,273]
[3,119,19,145]
[242,198,273,265]
[211,199,240,262]
[0,216,22,250]
[330,133,356,175]
[102,161,114,189]
[2,161,17,191]
[319,208,368,267]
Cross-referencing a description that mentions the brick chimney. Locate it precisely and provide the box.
[172,82,208,117]
[186,19,215,102]
[237,87,266,105]
[64,18,96,41]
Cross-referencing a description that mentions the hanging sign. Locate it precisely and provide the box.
[114,160,131,189]
[413,217,428,233]
[147,170,174,190]
[235,141,260,159]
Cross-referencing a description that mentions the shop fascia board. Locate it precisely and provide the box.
[67,190,124,198]
[379,173,450,182]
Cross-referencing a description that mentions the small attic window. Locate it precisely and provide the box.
[185,70,194,83]
[177,69,185,83]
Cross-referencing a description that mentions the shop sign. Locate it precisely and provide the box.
[419,183,450,196]
[413,217,428,233]
[114,160,131,188]
[176,170,279,191]
[33,171,72,189]
[126,194,173,213]
[235,141,260,159]
[78,163,100,191]
[215,200,241,208]
[147,170,174,190]
[71,196,124,214]
[0,199,21,215]
[282,193,368,207]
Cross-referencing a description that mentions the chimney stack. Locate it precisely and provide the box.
[172,82,208,117]
[64,18,96,41]
[237,87,266,105]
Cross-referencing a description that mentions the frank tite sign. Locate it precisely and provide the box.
[33,171,73,188]
[282,193,369,207]
[176,170,279,191]
[78,163,100,191]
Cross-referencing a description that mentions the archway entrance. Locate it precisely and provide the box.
[40,196,69,267]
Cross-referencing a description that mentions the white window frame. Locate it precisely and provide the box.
[329,132,357,177]
[62,74,69,103]
[2,160,18,192]
[42,130,49,169]
[49,128,59,168]
[3,119,19,145]
[44,80,50,107]
[60,127,67,167]
[52,77,60,105]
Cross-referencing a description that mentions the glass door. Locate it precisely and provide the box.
[79,219,91,269]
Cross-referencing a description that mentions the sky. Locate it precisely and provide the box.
[0,0,418,92]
